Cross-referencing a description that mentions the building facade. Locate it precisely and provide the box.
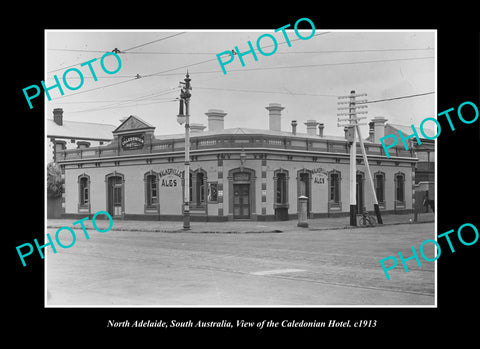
[47,108,116,163]
[56,104,419,221]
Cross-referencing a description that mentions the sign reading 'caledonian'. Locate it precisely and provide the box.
[121,134,144,150]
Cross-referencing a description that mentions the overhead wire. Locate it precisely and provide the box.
[195,86,338,97]
[151,56,434,76]
[47,32,186,73]
[47,47,434,55]
[366,91,435,104]
[68,86,178,113]
[47,32,434,112]
[141,31,331,78]
[47,31,333,101]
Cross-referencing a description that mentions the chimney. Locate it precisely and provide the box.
[318,123,324,137]
[190,123,206,134]
[372,116,388,143]
[304,120,319,136]
[53,108,63,126]
[291,120,297,135]
[368,121,374,139]
[205,109,227,131]
[265,103,284,131]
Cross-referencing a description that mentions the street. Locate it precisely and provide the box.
[46,222,435,306]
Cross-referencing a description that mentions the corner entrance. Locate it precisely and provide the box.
[228,167,256,220]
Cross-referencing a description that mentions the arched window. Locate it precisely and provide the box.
[144,172,158,208]
[394,172,406,207]
[274,169,289,205]
[78,174,90,212]
[328,170,342,210]
[190,169,207,207]
[374,171,385,207]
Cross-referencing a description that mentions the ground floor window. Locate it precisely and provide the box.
[145,172,158,209]
[394,171,406,210]
[78,174,90,212]
[374,171,385,207]
[190,170,206,207]
[208,182,218,202]
[328,170,341,211]
[274,169,289,205]
[395,172,405,205]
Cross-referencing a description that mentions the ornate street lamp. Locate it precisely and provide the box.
[177,72,192,230]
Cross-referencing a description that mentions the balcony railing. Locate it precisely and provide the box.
[56,133,416,162]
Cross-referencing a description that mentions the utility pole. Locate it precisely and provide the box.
[338,90,383,226]
[177,72,192,230]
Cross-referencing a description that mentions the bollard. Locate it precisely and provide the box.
[297,195,309,228]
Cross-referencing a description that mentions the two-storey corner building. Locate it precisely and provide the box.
[55,103,419,222]
[47,108,116,164]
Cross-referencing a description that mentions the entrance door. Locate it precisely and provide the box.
[107,175,123,218]
[233,184,250,219]
[299,172,311,218]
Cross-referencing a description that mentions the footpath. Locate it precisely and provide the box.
[46,212,434,234]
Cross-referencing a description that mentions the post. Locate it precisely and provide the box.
[183,98,191,230]
[355,125,383,224]
[177,72,192,230]
[338,90,369,227]
[349,92,357,226]
[297,196,309,228]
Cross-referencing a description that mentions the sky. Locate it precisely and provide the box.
[44,29,435,138]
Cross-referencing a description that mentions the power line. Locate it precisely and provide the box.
[142,32,331,78]
[48,47,433,55]
[47,32,186,74]
[150,56,434,76]
[196,86,435,103]
[70,98,177,113]
[66,87,178,113]
[122,32,186,52]
[366,91,435,104]
[51,77,138,100]
[196,86,337,97]
[55,97,176,104]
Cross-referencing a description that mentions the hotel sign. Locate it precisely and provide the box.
[312,168,328,185]
[121,134,144,150]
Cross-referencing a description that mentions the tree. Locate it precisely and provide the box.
[47,162,63,198]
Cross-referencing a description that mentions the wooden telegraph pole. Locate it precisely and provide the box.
[338,90,383,226]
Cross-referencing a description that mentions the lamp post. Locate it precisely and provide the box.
[177,72,192,230]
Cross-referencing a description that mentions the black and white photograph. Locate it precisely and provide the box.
[8,10,479,341]
[43,29,436,307]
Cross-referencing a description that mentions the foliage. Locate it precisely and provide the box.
[47,162,63,198]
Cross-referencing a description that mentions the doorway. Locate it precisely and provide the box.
[233,183,250,219]
[298,170,311,218]
[107,175,124,218]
